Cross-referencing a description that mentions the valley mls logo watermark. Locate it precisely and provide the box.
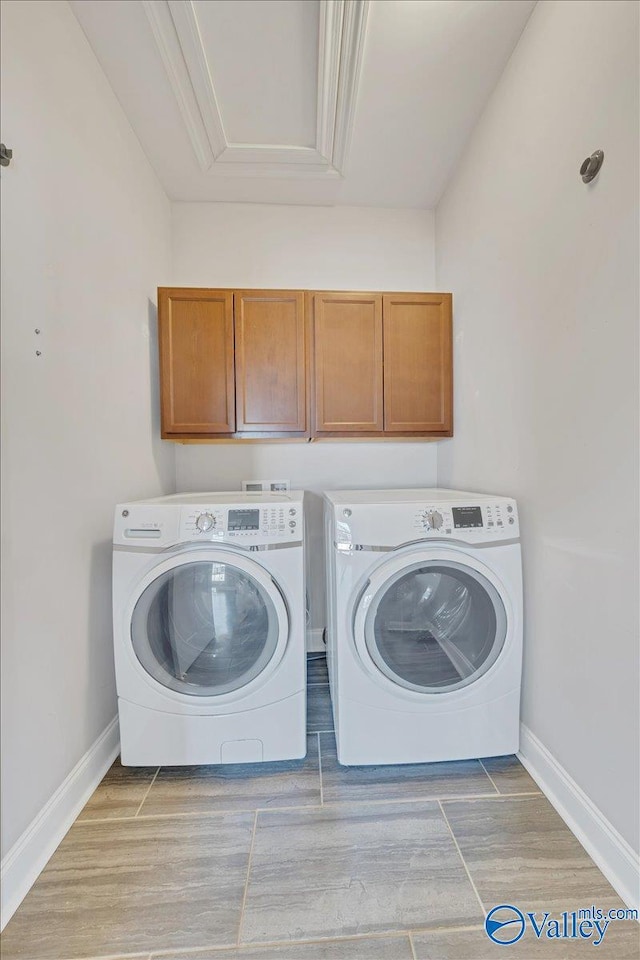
[484,905,526,945]
[484,903,638,947]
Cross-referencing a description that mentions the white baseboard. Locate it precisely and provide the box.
[306,627,326,653]
[518,723,640,911]
[0,716,120,930]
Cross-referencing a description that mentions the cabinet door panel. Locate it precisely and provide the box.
[235,291,306,433]
[383,294,452,433]
[313,293,383,432]
[158,289,235,435]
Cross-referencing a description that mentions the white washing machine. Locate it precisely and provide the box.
[324,489,523,765]
[113,491,306,765]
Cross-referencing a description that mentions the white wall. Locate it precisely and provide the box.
[172,203,438,629]
[436,0,639,856]
[0,0,175,860]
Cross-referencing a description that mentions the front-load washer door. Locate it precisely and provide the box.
[130,554,287,697]
[355,556,508,695]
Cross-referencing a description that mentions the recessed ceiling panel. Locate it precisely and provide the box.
[70,0,536,204]
[193,0,319,148]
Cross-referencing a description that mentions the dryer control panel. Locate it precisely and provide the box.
[413,501,517,538]
[327,494,519,550]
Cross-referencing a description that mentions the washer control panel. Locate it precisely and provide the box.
[180,504,300,543]
[114,493,304,548]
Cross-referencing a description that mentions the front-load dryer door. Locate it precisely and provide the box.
[354,553,508,696]
[129,552,288,699]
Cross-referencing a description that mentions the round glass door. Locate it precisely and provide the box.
[363,560,507,693]
[131,560,281,696]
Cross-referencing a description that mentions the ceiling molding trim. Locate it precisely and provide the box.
[142,0,214,171]
[166,0,227,159]
[332,0,370,174]
[316,0,344,162]
[219,145,331,166]
[144,0,368,179]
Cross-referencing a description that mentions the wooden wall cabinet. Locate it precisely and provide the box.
[311,292,383,433]
[158,288,308,440]
[310,291,452,438]
[158,289,235,436]
[234,291,306,434]
[158,287,452,441]
[383,293,452,434]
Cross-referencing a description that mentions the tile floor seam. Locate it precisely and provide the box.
[477,759,501,795]
[440,793,539,808]
[150,930,444,956]
[319,792,510,809]
[410,922,486,936]
[70,789,544,827]
[65,954,152,960]
[150,949,236,958]
[437,799,486,918]
[408,930,418,960]
[133,766,160,817]
[68,925,493,960]
[236,809,259,946]
[317,731,324,805]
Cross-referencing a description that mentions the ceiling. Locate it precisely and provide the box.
[70,0,537,207]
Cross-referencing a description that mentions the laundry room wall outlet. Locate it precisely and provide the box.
[242,480,291,493]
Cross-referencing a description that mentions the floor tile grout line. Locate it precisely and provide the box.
[70,953,153,960]
[133,766,161,817]
[441,792,542,805]
[149,926,484,958]
[410,922,486,936]
[408,930,418,960]
[478,758,501,795]
[236,809,259,946]
[438,799,487,918]
[317,731,324,805]
[71,790,545,826]
[74,926,493,960]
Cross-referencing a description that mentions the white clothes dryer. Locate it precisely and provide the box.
[113,491,305,765]
[323,489,523,765]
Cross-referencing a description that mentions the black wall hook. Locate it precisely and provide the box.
[580,150,604,183]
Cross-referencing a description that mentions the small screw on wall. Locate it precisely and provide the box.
[580,150,604,183]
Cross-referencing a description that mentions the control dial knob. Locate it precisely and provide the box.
[195,512,215,533]
[425,510,444,531]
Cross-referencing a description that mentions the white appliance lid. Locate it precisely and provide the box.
[121,490,304,507]
[323,488,509,505]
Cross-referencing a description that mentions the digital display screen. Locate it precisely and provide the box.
[452,506,483,529]
[228,509,260,531]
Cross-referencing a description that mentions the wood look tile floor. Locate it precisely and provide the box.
[2,661,638,960]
